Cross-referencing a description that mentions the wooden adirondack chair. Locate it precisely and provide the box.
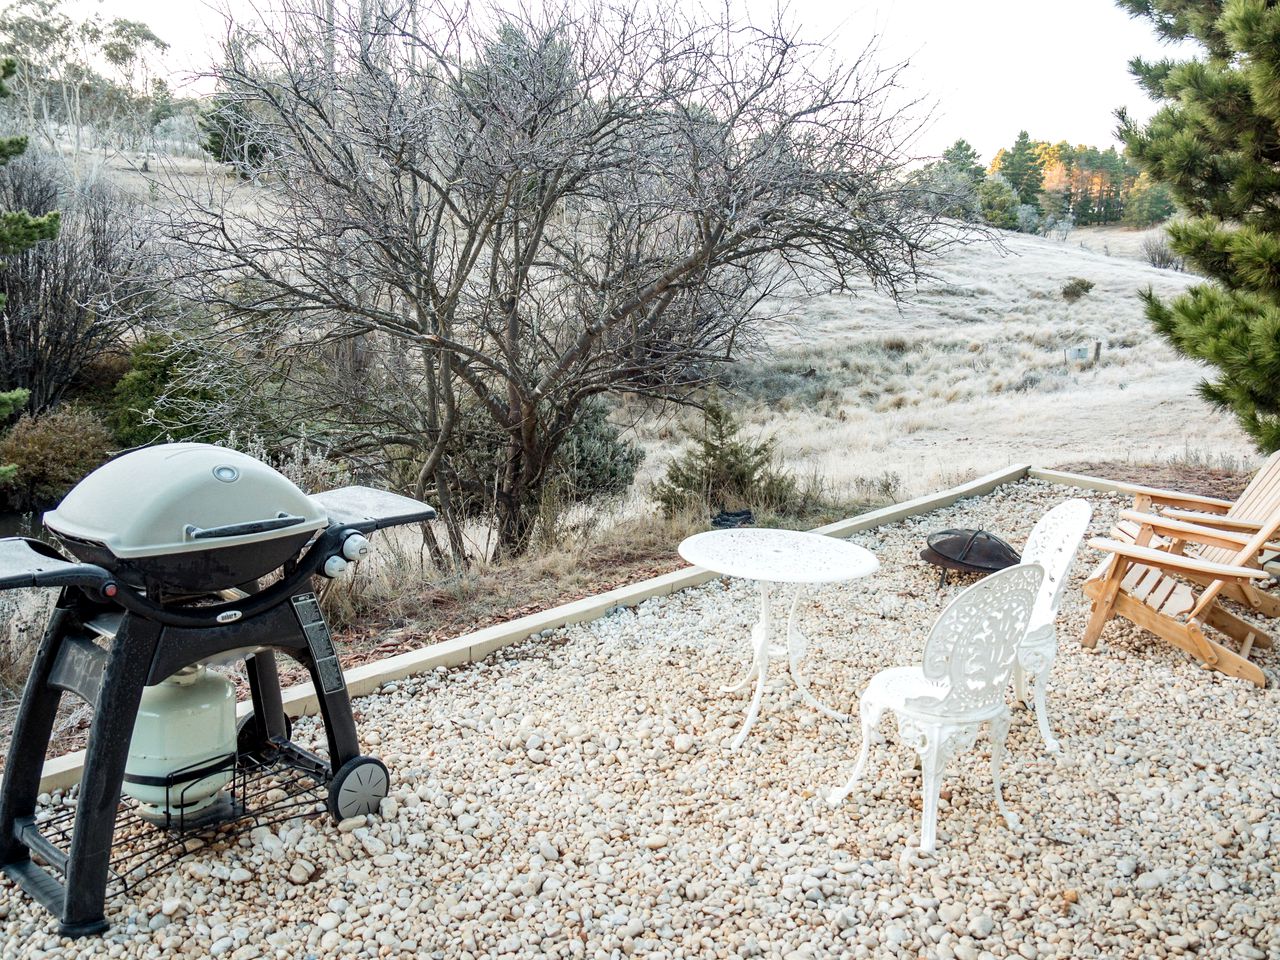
[1054,451,1280,536]
[1101,451,1280,619]
[1081,512,1277,687]
[1125,450,1280,530]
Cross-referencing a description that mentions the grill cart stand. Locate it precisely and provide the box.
[0,483,433,936]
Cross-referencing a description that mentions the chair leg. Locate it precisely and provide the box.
[1228,581,1280,619]
[989,712,1020,832]
[917,733,946,853]
[1082,560,1125,648]
[1012,661,1027,707]
[1032,668,1059,753]
[1082,589,1115,648]
[828,700,881,806]
[1018,637,1059,753]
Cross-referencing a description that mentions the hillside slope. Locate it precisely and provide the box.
[632,227,1250,499]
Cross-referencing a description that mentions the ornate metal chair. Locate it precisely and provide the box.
[827,563,1044,852]
[1013,499,1092,752]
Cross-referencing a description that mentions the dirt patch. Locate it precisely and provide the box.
[1052,460,1252,501]
[322,552,689,677]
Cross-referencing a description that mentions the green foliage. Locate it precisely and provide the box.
[0,386,28,484]
[99,18,167,74]
[941,139,985,187]
[978,133,1143,231]
[991,131,1044,208]
[0,205,60,255]
[1037,141,1136,226]
[1061,277,1096,302]
[0,387,27,419]
[109,335,215,446]
[978,175,1019,229]
[0,406,112,508]
[1119,0,1280,451]
[1123,172,1176,227]
[912,138,987,220]
[0,55,59,307]
[652,394,795,516]
[551,399,644,503]
[199,96,273,177]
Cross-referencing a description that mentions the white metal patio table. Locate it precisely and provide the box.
[678,528,879,749]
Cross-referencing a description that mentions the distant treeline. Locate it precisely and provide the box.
[921,132,1175,236]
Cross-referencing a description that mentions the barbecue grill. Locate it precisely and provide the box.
[0,443,435,936]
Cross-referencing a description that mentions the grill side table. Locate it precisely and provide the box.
[678,529,879,749]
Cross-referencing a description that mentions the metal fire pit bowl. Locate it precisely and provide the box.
[920,528,1021,586]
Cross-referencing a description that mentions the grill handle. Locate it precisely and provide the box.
[111,525,351,628]
[184,514,308,541]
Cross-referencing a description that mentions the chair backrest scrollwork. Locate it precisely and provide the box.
[910,563,1044,716]
[1022,499,1092,625]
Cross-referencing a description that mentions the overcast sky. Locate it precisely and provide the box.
[77,0,1186,162]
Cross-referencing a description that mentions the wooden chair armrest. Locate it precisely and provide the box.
[1113,481,1234,512]
[1117,510,1254,551]
[1160,509,1264,531]
[1046,471,1234,510]
[1088,537,1271,581]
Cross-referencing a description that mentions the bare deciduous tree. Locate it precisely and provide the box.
[0,151,152,412]
[159,0,961,558]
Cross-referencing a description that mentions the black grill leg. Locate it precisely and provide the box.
[58,614,163,937]
[0,604,73,867]
[285,595,361,773]
[298,648,362,772]
[245,653,289,748]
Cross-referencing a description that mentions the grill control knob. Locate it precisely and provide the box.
[322,555,349,578]
[341,534,371,562]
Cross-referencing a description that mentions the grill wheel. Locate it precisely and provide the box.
[327,755,390,821]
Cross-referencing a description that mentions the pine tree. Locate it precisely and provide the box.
[990,131,1044,209]
[978,175,1019,229]
[199,95,274,178]
[652,393,794,515]
[1,58,60,296]
[0,387,28,484]
[941,139,985,186]
[1118,0,1280,451]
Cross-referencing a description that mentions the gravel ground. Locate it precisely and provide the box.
[5,479,1278,960]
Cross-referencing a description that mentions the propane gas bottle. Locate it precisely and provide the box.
[122,664,237,822]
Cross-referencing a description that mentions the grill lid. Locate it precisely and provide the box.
[45,444,329,560]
